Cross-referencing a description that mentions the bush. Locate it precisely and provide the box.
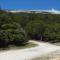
[10,30,28,46]
[0,39,9,48]
[0,22,28,47]
[25,20,46,40]
[0,30,9,47]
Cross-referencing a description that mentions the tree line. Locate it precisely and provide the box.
[0,10,60,47]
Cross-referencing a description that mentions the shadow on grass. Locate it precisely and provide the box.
[0,42,38,51]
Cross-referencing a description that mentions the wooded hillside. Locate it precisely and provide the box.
[0,10,60,47]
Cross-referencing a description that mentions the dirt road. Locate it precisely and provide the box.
[0,41,60,60]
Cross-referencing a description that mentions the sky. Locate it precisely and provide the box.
[0,0,60,10]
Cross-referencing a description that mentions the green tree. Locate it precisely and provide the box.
[0,22,28,46]
[25,20,46,40]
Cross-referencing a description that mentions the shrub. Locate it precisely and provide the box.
[0,22,28,47]
[0,30,9,47]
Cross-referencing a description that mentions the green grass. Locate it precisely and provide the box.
[0,42,38,51]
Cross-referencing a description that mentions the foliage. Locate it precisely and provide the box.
[0,10,60,47]
[25,20,46,40]
[0,10,28,47]
[1,23,28,46]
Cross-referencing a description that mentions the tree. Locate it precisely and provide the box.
[0,22,28,47]
[44,24,60,42]
[25,20,46,40]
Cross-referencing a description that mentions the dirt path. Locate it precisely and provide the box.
[0,41,60,60]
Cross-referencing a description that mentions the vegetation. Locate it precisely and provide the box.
[0,42,37,51]
[0,10,60,47]
[0,10,28,48]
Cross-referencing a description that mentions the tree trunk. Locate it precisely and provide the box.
[41,36,43,41]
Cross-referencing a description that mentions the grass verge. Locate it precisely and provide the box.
[0,42,38,51]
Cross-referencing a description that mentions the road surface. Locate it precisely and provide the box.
[0,41,60,60]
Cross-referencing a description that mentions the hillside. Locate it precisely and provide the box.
[0,10,60,46]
